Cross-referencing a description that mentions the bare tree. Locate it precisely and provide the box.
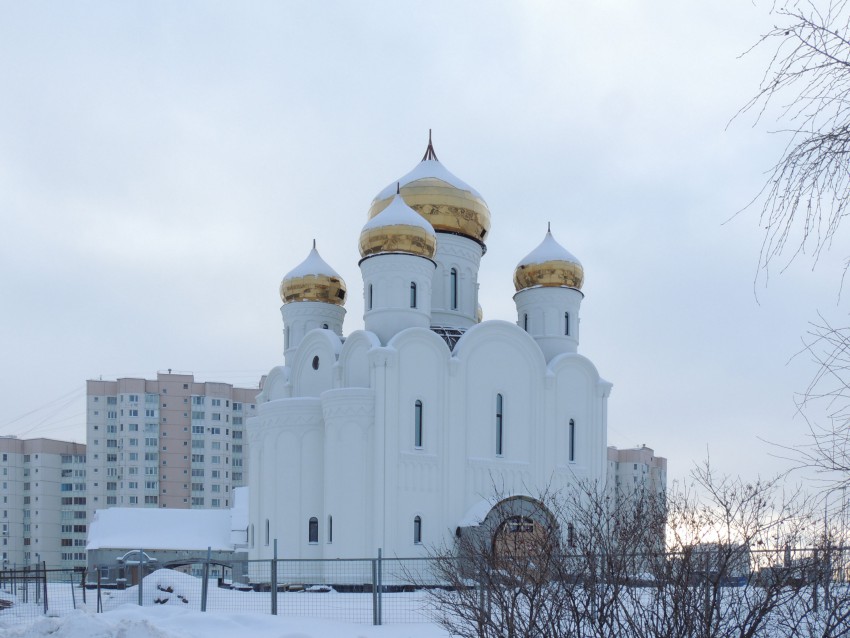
[424,466,850,638]
[739,0,850,276]
[739,1,850,492]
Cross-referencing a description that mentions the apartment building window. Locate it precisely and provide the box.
[145,496,158,504]
[212,414,221,421]
[192,396,204,406]
[233,403,242,411]
[212,399,221,407]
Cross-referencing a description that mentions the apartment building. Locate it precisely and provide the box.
[0,436,88,569]
[607,445,668,499]
[86,372,259,522]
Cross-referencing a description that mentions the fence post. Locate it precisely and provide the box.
[377,548,383,626]
[97,565,103,613]
[371,558,378,626]
[271,539,278,615]
[201,546,211,612]
[71,570,77,609]
[138,549,144,606]
[81,569,86,605]
[42,561,48,614]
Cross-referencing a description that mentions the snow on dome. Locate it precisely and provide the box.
[368,135,491,245]
[280,241,347,305]
[374,159,483,201]
[360,193,437,259]
[513,228,584,291]
[283,241,342,280]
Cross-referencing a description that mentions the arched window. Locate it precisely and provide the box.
[569,418,576,462]
[410,282,417,308]
[327,515,333,544]
[523,314,528,331]
[308,517,318,543]
[322,323,329,330]
[450,268,458,309]
[496,394,504,456]
[565,312,570,336]
[368,284,373,309]
[414,516,422,544]
[414,400,423,448]
[264,519,269,546]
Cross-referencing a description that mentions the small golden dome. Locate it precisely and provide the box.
[359,193,437,259]
[514,227,584,292]
[476,303,484,323]
[368,134,491,246]
[280,241,347,305]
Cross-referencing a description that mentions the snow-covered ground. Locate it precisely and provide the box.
[0,569,452,637]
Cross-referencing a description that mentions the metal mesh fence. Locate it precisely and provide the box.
[1,546,849,630]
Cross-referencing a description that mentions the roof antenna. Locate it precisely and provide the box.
[421,129,439,161]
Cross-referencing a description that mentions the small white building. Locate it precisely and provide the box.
[87,491,248,584]
[247,136,628,562]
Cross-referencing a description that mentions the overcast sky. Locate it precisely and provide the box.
[0,1,844,485]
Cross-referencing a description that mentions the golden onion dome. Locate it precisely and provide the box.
[280,241,347,305]
[476,303,484,323]
[359,193,437,259]
[368,133,491,247]
[513,227,584,292]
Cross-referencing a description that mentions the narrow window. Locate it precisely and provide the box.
[567,522,576,548]
[414,400,423,448]
[450,268,458,309]
[308,517,318,543]
[565,312,570,336]
[414,516,422,544]
[368,284,373,309]
[284,326,290,350]
[496,394,504,456]
[569,418,576,462]
[328,515,333,543]
[410,282,417,308]
[250,523,254,548]
[264,519,270,546]
[523,314,528,331]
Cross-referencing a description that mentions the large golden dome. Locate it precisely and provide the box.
[514,228,584,292]
[359,193,437,259]
[368,135,491,247]
[280,241,347,305]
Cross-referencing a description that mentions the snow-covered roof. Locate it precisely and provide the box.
[374,159,482,200]
[362,194,435,234]
[87,508,235,551]
[283,243,341,280]
[458,497,499,527]
[517,230,581,268]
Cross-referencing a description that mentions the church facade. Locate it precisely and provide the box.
[246,137,612,561]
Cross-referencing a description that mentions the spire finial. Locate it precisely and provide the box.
[312,238,316,250]
[547,221,551,233]
[396,182,401,195]
[421,129,439,161]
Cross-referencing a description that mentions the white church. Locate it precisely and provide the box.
[246,136,615,561]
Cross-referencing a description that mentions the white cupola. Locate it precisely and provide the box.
[513,226,584,360]
[279,241,347,365]
[359,191,437,344]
